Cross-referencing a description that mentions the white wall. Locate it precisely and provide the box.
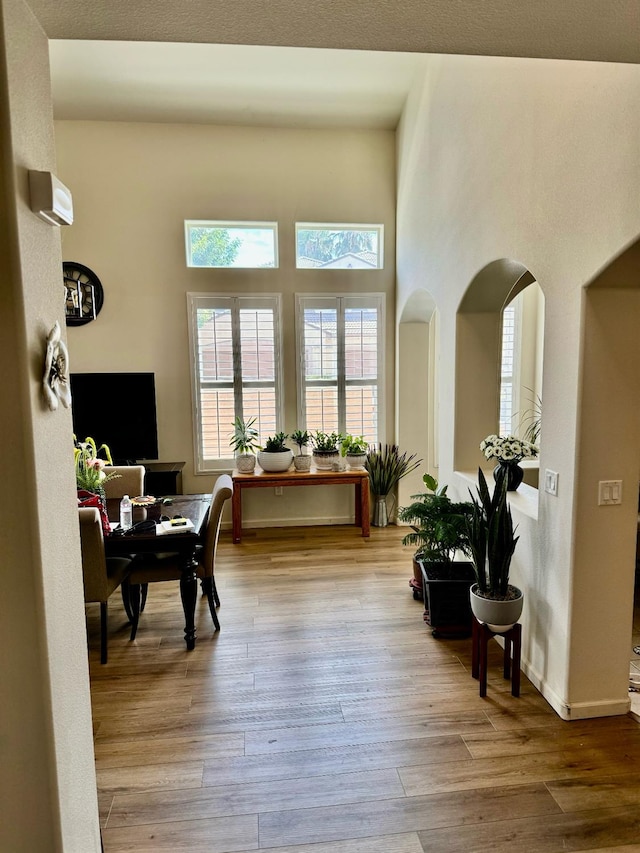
[56,121,396,526]
[397,55,640,718]
[0,0,101,849]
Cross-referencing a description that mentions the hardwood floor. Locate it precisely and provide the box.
[87,525,640,853]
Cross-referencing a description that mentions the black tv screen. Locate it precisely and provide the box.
[70,372,159,463]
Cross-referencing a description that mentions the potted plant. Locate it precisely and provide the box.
[311,431,342,470]
[291,429,312,472]
[365,443,421,527]
[257,432,293,473]
[229,416,260,473]
[466,467,523,632]
[74,436,120,535]
[398,473,476,636]
[480,434,538,491]
[340,435,369,470]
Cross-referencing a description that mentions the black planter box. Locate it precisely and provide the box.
[417,559,475,638]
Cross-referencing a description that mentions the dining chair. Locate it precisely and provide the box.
[122,475,233,640]
[102,465,146,500]
[78,507,132,663]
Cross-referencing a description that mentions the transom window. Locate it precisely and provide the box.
[295,223,383,270]
[187,293,283,471]
[185,221,278,269]
[296,294,384,443]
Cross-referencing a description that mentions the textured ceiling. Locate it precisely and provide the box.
[28,0,640,64]
[49,42,427,128]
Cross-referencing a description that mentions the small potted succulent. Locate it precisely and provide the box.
[291,429,312,472]
[311,431,342,470]
[257,432,293,473]
[229,416,260,473]
[340,434,369,470]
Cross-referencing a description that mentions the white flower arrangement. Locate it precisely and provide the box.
[480,434,539,463]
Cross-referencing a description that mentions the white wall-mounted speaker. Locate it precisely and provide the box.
[28,170,74,226]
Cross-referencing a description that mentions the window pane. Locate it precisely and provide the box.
[296,224,383,269]
[200,388,235,459]
[186,221,278,268]
[345,308,378,380]
[500,305,516,434]
[305,387,339,434]
[197,308,233,381]
[242,388,277,446]
[304,309,337,380]
[346,386,377,443]
[240,309,275,382]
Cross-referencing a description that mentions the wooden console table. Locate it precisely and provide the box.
[231,466,370,544]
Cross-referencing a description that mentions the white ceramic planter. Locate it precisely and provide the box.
[346,452,367,470]
[257,449,293,472]
[293,454,312,472]
[235,453,256,473]
[470,584,524,633]
[312,450,339,470]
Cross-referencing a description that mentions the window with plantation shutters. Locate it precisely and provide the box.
[296,294,384,444]
[188,293,283,471]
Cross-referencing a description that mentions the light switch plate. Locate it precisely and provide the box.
[598,480,623,505]
[544,469,558,496]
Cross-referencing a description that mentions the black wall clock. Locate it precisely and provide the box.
[63,261,104,326]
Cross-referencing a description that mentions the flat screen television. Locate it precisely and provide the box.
[70,372,159,463]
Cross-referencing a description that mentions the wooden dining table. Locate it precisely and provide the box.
[104,494,210,650]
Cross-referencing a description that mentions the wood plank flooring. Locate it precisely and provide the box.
[87,525,640,853]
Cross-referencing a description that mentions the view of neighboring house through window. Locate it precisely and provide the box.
[297,294,384,443]
[295,223,383,269]
[188,294,282,471]
[185,221,278,268]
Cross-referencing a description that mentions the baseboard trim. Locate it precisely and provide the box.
[521,658,630,720]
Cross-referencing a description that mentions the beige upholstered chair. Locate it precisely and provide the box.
[123,475,232,639]
[102,465,146,500]
[78,507,131,663]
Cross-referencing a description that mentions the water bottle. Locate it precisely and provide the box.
[119,494,133,531]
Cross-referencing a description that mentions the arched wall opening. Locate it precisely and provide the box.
[397,288,437,510]
[454,259,538,474]
[569,237,640,712]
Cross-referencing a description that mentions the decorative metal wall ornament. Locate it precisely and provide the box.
[43,321,71,411]
[63,261,104,326]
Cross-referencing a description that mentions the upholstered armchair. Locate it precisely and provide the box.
[122,475,233,639]
[78,507,131,663]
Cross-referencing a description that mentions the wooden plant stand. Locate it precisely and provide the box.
[471,616,521,698]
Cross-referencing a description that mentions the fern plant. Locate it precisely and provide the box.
[398,473,473,563]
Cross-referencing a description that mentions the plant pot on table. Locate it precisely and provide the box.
[257,449,293,473]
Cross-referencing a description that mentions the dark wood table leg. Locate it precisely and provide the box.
[471,616,480,679]
[354,482,362,528]
[360,478,370,538]
[504,631,512,680]
[479,623,489,698]
[511,623,522,697]
[180,555,198,650]
[232,483,242,544]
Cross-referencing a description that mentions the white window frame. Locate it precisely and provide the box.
[184,220,279,269]
[295,293,385,443]
[499,300,522,436]
[187,292,284,472]
[295,223,384,270]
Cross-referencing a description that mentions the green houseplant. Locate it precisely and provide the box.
[340,435,369,469]
[398,473,476,636]
[365,443,421,527]
[257,432,293,473]
[230,416,260,473]
[291,429,312,472]
[466,467,523,632]
[311,431,342,470]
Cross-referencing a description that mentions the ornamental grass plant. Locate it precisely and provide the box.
[365,443,421,497]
